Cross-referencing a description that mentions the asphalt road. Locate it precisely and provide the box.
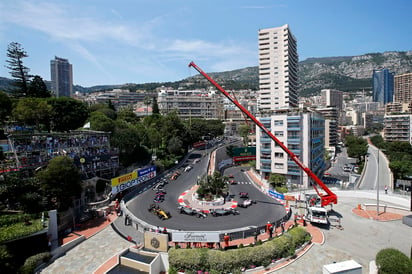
[127,146,286,231]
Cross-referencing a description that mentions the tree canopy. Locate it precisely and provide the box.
[36,156,82,211]
[0,91,12,125]
[27,75,51,98]
[48,97,89,131]
[5,42,31,97]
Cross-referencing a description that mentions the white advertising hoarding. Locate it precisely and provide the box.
[172,231,220,242]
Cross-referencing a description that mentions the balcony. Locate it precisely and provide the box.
[261,158,272,164]
[260,147,272,153]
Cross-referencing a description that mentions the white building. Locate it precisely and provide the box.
[258,24,298,112]
[383,114,412,144]
[255,111,325,188]
[157,89,224,120]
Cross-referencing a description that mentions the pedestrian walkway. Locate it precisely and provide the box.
[352,207,404,221]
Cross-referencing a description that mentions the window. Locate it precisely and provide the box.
[275,163,284,169]
[274,152,284,158]
[274,131,284,137]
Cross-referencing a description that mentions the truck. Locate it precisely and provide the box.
[304,194,329,224]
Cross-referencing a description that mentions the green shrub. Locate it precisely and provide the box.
[0,217,44,243]
[19,252,51,274]
[376,248,412,274]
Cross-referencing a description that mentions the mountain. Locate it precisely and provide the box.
[298,51,412,96]
[2,51,412,97]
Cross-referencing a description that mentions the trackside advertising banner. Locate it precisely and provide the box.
[268,189,285,200]
[111,166,156,194]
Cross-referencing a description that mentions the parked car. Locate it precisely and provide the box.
[184,166,193,172]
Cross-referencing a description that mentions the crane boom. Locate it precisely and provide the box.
[189,61,337,206]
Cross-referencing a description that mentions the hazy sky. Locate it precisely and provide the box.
[1,0,411,87]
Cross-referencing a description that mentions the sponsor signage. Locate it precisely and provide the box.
[268,189,285,200]
[232,147,256,157]
[111,166,157,194]
[233,155,256,162]
[172,231,220,243]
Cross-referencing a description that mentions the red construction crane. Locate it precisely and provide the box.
[189,61,337,207]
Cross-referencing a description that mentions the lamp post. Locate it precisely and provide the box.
[376,148,386,216]
[377,148,380,216]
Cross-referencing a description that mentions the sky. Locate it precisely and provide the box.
[1,0,411,87]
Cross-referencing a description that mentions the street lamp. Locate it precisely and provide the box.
[377,148,380,216]
[376,148,386,216]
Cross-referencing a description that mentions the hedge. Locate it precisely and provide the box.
[19,252,51,274]
[168,226,311,273]
[375,248,412,274]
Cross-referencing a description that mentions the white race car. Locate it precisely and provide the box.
[237,199,256,208]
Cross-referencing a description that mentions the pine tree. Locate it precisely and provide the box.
[5,42,31,97]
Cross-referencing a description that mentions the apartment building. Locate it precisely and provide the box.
[157,89,224,120]
[50,56,73,98]
[258,24,298,112]
[316,106,339,147]
[383,114,412,144]
[255,111,325,188]
[394,72,412,105]
[320,89,343,110]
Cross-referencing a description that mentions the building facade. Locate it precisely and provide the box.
[316,107,339,147]
[50,56,73,98]
[258,24,298,112]
[157,89,224,120]
[394,72,412,108]
[383,114,412,144]
[255,111,325,188]
[320,89,343,110]
[372,68,394,105]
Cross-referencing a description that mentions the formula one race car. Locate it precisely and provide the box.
[178,206,207,218]
[239,192,249,198]
[209,208,240,217]
[148,204,171,220]
[237,199,256,208]
[153,194,164,203]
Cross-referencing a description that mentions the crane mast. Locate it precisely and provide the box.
[189,61,337,206]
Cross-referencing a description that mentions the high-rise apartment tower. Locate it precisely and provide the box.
[50,56,73,98]
[394,72,412,105]
[258,24,298,112]
[372,68,394,105]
